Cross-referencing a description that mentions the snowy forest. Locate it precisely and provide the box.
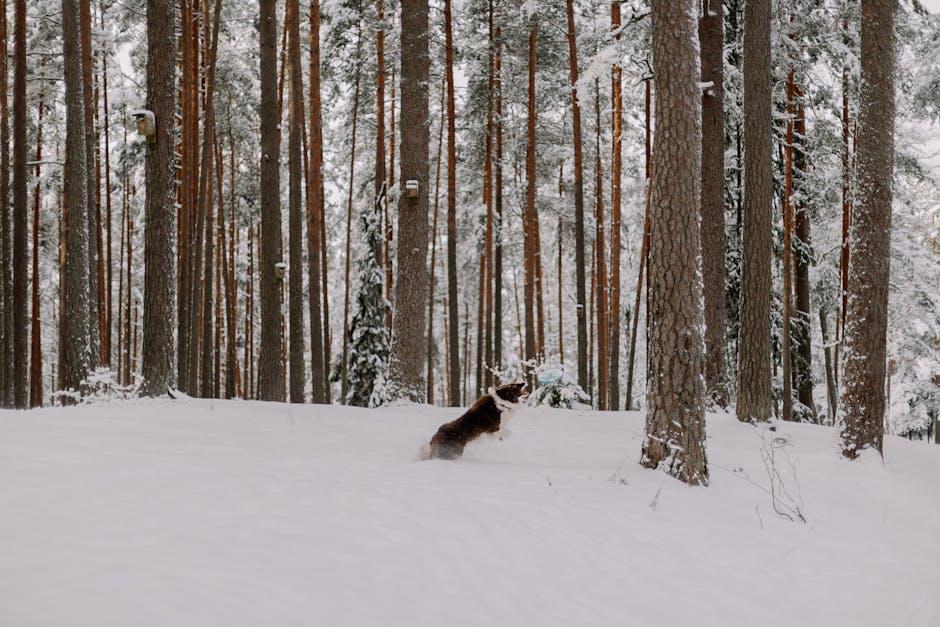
[1,0,940,453]
[3,0,940,623]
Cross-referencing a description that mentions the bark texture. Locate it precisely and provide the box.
[307,0,327,403]
[607,0,622,410]
[840,0,896,458]
[388,0,430,401]
[139,0,178,396]
[445,0,459,405]
[565,0,588,397]
[257,0,286,401]
[0,0,11,407]
[287,0,305,403]
[60,0,93,396]
[11,0,26,406]
[699,0,727,408]
[640,0,708,486]
[79,0,101,366]
[736,0,772,423]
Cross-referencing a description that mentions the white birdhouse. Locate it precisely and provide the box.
[405,179,419,199]
[131,109,156,143]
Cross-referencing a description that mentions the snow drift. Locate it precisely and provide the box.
[1,399,937,626]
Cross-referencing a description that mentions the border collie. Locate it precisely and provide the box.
[419,382,528,460]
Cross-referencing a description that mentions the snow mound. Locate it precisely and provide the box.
[1,400,937,626]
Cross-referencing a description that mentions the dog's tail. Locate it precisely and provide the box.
[417,442,432,461]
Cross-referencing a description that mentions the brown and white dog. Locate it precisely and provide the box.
[419,382,528,460]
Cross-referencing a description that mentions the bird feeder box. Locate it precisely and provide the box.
[274,262,288,281]
[405,179,419,199]
[131,109,156,143]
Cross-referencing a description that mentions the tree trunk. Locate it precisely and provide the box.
[340,25,362,402]
[177,0,193,393]
[840,0,896,459]
[736,0,772,423]
[287,0,305,403]
[482,0,495,391]
[387,0,430,401]
[608,0,623,410]
[819,308,836,424]
[307,1,326,403]
[781,67,796,422]
[594,80,608,409]
[80,0,102,367]
[699,0,727,408]
[523,16,538,386]
[493,19,503,380]
[565,0,588,396]
[793,90,814,417]
[139,0,177,396]
[100,6,113,369]
[11,0,27,406]
[641,0,708,486]
[60,0,93,398]
[427,78,445,403]
[30,98,44,407]
[257,0,285,401]
[838,15,851,387]
[0,0,10,407]
[217,131,237,399]
[445,0,460,406]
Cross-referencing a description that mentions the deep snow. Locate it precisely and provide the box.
[1,399,938,626]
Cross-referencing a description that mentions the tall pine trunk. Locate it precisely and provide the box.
[0,0,10,407]
[607,0,622,410]
[30,98,44,407]
[11,0,27,406]
[140,0,177,396]
[793,91,814,417]
[60,0,93,398]
[699,0,727,407]
[445,0,460,405]
[565,0,588,397]
[736,0,772,423]
[287,0,305,403]
[594,81,608,410]
[840,0,896,458]
[523,15,538,386]
[257,0,286,401]
[492,16,503,381]
[307,1,326,403]
[641,0,708,486]
[387,0,430,401]
[80,0,102,367]
[340,23,362,402]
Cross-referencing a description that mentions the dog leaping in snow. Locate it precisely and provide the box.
[419,382,528,460]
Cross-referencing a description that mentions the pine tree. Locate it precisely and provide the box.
[0,0,10,407]
[387,0,430,401]
[60,0,93,398]
[840,0,897,458]
[287,0,305,403]
[640,0,708,486]
[139,0,178,397]
[736,0,772,423]
[346,205,391,408]
[258,0,286,402]
[699,0,727,407]
[11,0,27,407]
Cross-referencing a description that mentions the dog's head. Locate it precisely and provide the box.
[494,381,528,404]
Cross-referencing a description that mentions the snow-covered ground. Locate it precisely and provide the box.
[1,399,938,627]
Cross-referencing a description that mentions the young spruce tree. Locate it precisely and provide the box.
[346,204,391,408]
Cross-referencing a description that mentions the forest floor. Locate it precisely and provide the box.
[1,398,938,626]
